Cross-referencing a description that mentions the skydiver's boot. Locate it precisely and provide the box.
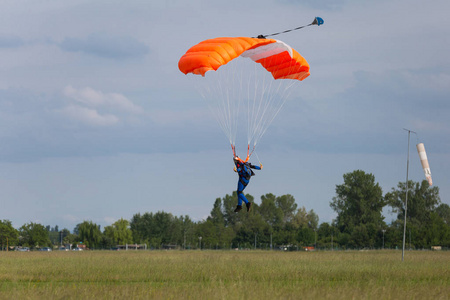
[234,205,242,213]
[246,202,252,212]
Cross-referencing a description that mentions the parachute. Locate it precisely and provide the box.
[178,19,321,160]
[178,37,310,80]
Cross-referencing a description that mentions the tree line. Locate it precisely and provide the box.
[1,170,449,251]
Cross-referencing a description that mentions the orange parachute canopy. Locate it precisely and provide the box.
[178,37,310,81]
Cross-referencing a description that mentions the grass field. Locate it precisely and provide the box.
[0,250,449,299]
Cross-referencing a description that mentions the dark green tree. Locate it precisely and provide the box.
[180,215,196,249]
[103,218,133,247]
[209,198,224,226]
[19,222,52,248]
[435,203,450,225]
[330,170,385,247]
[386,180,440,223]
[233,210,268,249]
[275,194,297,224]
[385,180,444,248]
[317,222,339,249]
[297,225,315,246]
[292,207,319,230]
[47,225,62,245]
[205,198,235,248]
[77,221,102,249]
[0,220,19,250]
[222,192,254,228]
[130,211,189,248]
[259,193,283,227]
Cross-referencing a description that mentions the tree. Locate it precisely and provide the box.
[130,211,185,248]
[386,180,440,223]
[317,222,339,249]
[275,194,297,224]
[77,221,102,249]
[221,192,255,229]
[292,207,319,230]
[259,193,283,227]
[436,203,450,225]
[47,225,61,245]
[0,220,18,250]
[103,218,133,247]
[297,225,315,246]
[19,222,51,248]
[306,209,319,230]
[385,180,443,248]
[179,215,196,249]
[205,198,236,249]
[209,198,224,226]
[331,170,385,237]
[61,229,77,246]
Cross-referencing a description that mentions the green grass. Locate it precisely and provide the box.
[0,250,449,299]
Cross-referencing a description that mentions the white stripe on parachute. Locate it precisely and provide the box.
[241,40,293,61]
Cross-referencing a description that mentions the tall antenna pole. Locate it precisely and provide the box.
[402,128,416,261]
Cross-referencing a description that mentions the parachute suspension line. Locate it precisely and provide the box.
[253,150,262,166]
[195,65,237,147]
[215,72,233,145]
[248,63,263,149]
[254,17,324,39]
[255,64,297,144]
[248,62,266,146]
[255,82,294,144]
[234,62,242,148]
[252,67,273,147]
[195,79,226,142]
[225,67,234,145]
[250,57,277,148]
[247,53,296,149]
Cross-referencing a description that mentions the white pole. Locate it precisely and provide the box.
[402,129,415,261]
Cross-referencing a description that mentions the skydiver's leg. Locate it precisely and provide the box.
[237,180,248,206]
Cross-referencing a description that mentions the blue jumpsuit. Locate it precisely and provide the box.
[235,161,261,206]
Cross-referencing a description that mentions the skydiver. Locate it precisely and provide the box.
[233,156,262,213]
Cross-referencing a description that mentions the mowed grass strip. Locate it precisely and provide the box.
[0,250,449,299]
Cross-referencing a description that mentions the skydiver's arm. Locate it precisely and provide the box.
[249,163,261,170]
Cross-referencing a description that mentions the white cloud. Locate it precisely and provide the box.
[103,216,117,225]
[60,32,149,60]
[57,105,119,126]
[63,86,143,114]
[62,214,81,223]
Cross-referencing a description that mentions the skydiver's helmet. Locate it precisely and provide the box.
[234,156,244,164]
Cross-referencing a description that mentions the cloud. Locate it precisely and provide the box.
[56,105,119,126]
[280,0,349,10]
[60,32,149,59]
[0,35,24,48]
[63,86,143,114]
[103,216,117,225]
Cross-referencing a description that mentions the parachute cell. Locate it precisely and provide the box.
[178,37,310,81]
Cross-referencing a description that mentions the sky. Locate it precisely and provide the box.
[1,0,449,231]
